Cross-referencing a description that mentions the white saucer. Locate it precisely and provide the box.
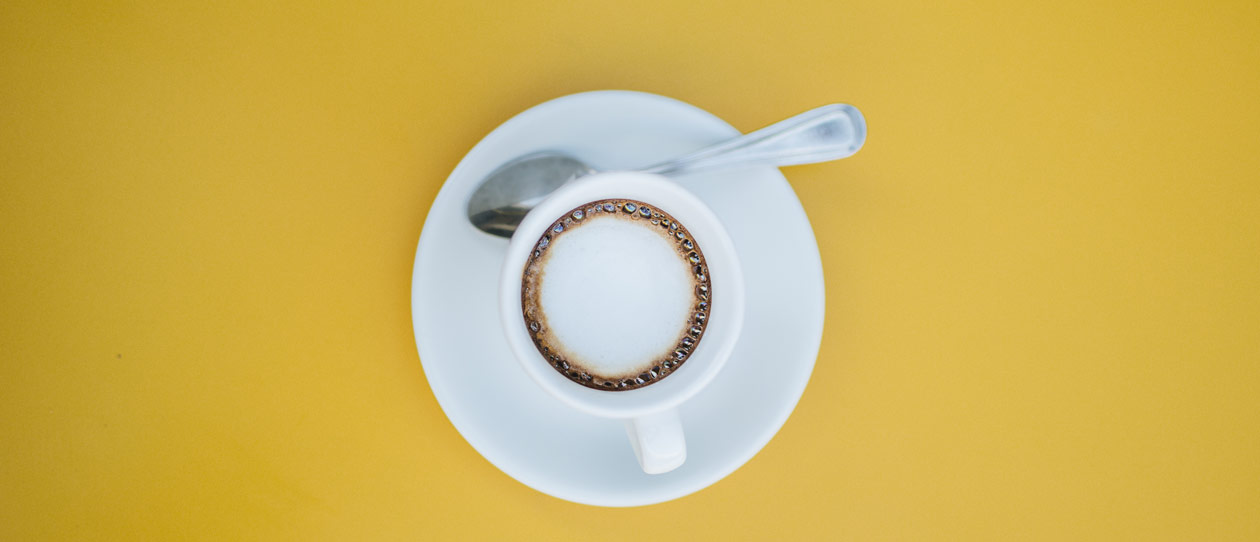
[411,90,825,507]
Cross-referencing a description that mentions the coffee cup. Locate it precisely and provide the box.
[498,171,745,474]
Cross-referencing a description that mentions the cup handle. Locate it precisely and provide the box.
[625,408,686,474]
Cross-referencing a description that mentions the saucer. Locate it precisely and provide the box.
[411,90,825,507]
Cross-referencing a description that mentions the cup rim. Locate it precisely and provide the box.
[498,171,745,419]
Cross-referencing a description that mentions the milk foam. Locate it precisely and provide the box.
[537,215,694,376]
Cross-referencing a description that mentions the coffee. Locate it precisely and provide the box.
[520,199,712,391]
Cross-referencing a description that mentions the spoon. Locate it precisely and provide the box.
[466,103,866,237]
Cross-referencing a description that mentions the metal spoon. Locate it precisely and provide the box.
[467,103,866,237]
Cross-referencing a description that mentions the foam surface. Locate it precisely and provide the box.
[537,215,694,377]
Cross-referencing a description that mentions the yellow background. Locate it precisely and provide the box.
[2,0,1258,539]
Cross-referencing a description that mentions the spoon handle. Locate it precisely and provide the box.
[640,104,866,176]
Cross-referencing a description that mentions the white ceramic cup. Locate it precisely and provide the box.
[498,171,745,474]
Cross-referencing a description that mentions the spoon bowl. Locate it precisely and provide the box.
[467,152,594,238]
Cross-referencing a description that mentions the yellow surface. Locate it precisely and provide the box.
[2,0,1258,539]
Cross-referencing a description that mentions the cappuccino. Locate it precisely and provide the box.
[520,199,712,391]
